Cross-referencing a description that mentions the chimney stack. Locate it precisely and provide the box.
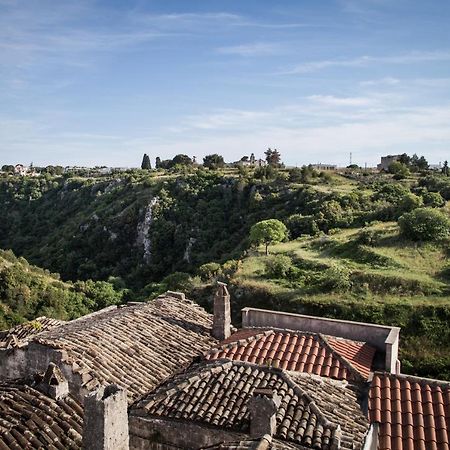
[212,282,231,340]
[36,363,69,400]
[83,384,129,450]
[248,388,281,438]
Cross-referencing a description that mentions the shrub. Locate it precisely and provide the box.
[198,263,222,282]
[356,229,378,246]
[221,260,241,280]
[399,193,423,213]
[264,255,293,279]
[398,208,450,241]
[162,272,194,292]
[285,214,319,238]
[422,191,445,208]
[372,183,409,204]
[320,265,351,292]
[389,161,410,178]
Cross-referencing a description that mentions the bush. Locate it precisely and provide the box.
[221,260,241,280]
[264,255,293,279]
[320,265,351,292]
[399,193,423,213]
[398,208,450,241]
[422,191,446,208]
[389,161,410,178]
[198,263,222,282]
[162,272,194,292]
[356,229,378,246]
[285,214,319,238]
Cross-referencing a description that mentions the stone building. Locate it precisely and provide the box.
[0,287,449,450]
[377,155,403,171]
[310,164,337,171]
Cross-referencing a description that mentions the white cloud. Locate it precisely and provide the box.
[217,42,282,57]
[307,95,377,107]
[360,77,400,86]
[283,51,450,74]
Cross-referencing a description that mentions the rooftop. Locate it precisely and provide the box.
[369,372,450,450]
[31,293,218,402]
[207,328,376,382]
[0,378,83,449]
[132,359,369,449]
[0,316,65,349]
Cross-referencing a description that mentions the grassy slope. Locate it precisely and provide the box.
[228,222,450,379]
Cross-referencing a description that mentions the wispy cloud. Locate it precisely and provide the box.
[307,95,377,107]
[360,77,401,86]
[283,50,450,74]
[217,42,282,57]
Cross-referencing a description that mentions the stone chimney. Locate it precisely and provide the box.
[83,384,129,450]
[212,282,231,340]
[36,363,69,400]
[248,388,281,438]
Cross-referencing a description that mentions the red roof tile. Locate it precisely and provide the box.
[369,372,450,450]
[206,328,376,381]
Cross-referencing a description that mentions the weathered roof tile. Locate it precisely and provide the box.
[30,294,218,402]
[0,380,83,449]
[132,359,368,449]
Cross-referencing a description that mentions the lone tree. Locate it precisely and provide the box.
[264,148,281,166]
[141,153,151,170]
[203,154,225,170]
[249,219,288,255]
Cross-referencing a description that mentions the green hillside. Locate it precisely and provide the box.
[210,221,449,379]
[1,166,450,378]
[0,249,124,329]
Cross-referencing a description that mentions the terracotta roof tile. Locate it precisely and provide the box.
[132,359,369,449]
[369,372,450,450]
[0,317,65,348]
[30,294,218,402]
[207,328,375,382]
[0,380,83,449]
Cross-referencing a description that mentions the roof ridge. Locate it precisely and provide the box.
[168,358,342,431]
[318,334,366,382]
[133,358,342,448]
[373,370,450,387]
[207,329,273,355]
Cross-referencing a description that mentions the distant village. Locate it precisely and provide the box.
[1,151,446,178]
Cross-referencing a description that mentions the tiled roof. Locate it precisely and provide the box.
[207,328,375,381]
[32,293,218,402]
[289,372,369,449]
[133,359,369,449]
[0,379,83,449]
[369,372,450,450]
[0,317,65,348]
[201,435,301,450]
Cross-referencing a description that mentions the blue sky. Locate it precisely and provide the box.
[1,0,450,167]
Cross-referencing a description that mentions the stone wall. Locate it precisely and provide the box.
[129,416,244,450]
[0,342,87,402]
